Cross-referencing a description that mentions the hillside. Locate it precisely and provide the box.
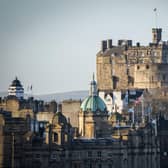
[0,90,88,102]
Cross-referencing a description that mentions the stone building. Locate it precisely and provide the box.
[0,107,160,168]
[0,112,30,168]
[0,77,162,168]
[96,28,168,113]
[62,99,81,128]
[158,116,168,168]
[22,127,160,168]
[20,79,160,168]
[79,75,111,138]
[1,28,168,167]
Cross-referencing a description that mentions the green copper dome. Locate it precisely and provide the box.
[81,95,106,112]
[81,73,106,112]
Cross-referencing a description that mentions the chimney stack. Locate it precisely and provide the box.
[107,39,112,49]
[136,42,140,47]
[101,40,107,52]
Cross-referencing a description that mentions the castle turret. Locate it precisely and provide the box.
[152,28,162,44]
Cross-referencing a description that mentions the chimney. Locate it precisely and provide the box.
[136,42,140,47]
[101,40,107,52]
[107,39,112,49]
[57,103,62,113]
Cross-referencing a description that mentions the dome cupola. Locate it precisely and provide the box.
[11,77,22,87]
[81,74,106,113]
[8,77,24,99]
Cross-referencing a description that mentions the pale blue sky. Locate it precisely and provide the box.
[0,0,168,94]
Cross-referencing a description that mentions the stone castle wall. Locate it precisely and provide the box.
[97,47,168,91]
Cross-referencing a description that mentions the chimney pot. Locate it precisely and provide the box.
[101,40,107,52]
[107,39,112,49]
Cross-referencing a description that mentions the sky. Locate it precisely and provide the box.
[0,0,168,95]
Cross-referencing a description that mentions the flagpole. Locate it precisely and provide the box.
[154,8,158,28]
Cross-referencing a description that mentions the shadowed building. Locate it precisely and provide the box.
[0,77,161,168]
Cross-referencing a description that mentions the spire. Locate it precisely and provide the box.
[89,73,97,96]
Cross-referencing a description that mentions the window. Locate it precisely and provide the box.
[128,76,134,86]
[137,65,140,70]
[51,154,56,159]
[163,74,166,81]
[35,154,40,158]
[151,76,154,81]
[74,163,78,168]
[53,133,58,142]
[126,68,129,75]
[154,51,157,57]
[85,163,92,168]
[88,151,92,157]
[112,76,119,89]
[89,164,92,168]
[146,65,149,69]
[97,151,101,157]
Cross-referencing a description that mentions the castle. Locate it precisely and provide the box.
[97,28,168,114]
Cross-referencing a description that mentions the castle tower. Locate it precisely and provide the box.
[152,28,162,44]
[8,77,24,99]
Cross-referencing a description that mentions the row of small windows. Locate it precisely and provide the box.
[48,151,104,160]
[88,151,101,157]
[128,50,161,57]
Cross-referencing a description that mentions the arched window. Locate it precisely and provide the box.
[112,76,119,89]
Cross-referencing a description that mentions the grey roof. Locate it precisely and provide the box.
[10,77,22,87]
